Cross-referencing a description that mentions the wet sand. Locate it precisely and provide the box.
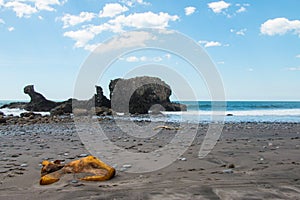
[0,119,300,199]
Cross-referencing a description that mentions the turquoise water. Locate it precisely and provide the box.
[1,100,300,123]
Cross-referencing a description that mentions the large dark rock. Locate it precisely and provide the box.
[109,76,186,114]
[23,85,60,112]
[95,86,111,108]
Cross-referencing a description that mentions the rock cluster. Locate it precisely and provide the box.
[1,76,186,116]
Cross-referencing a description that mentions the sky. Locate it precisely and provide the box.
[0,0,300,101]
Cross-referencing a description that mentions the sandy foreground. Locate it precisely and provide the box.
[0,118,300,200]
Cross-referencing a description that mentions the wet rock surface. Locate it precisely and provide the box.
[109,76,186,114]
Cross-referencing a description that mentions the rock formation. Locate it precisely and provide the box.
[109,76,186,114]
[51,86,111,116]
[23,85,60,112]
[1,76,186,115]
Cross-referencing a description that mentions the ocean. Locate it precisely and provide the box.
[1,100,300,123]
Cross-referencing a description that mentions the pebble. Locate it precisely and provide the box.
[268,142,273,146]
[223,169,234,174]
[227,164,235,169]
[122,164,132,168]
[179,157,187,161]
[64,153,69,156]
[71,180,78,184]
[79,154,88,157]
[20,164,28,167]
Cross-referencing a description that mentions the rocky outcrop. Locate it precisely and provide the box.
[109,76,186,114]
[94,86,111,108]
[1,77,186,116]
[23,85,60,112]
[51,86,111,116]
[50,99,73,116]
[0,102,27,109]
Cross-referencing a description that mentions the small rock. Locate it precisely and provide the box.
[260,158,264,161]
[223,169,233,174]
[179,158,187,161]
[268,142,273,147]
[20,164,28,167]
[71,180,78,184]
[227,164,235,169]
[122,164,132,168]
[79,154,88,157]
[64,153,69,156]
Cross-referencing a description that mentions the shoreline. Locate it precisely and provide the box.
[0,120,300,199]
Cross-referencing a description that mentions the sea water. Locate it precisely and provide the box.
[164,101,300,123]
[1,100,300,123]
[0,100,50,116]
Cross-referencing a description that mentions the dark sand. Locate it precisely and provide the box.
[0,119,300,199]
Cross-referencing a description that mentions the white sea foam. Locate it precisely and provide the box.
[0,108,50,117]
[163,109,300,116]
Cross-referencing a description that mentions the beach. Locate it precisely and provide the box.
[1,117,300,199]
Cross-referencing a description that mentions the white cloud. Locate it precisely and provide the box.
[3,0,64,18]
[260,17,300,36]
[296,54,300,58]
[217,61,225,64]
[199,40,222,48]
[236,6,246,13]
[38,15,43,20]
[110,12,179,29]
[83,43,101,52]
[184,6,196,16]
[64,11,178,51]
[247,68,254,72]
[208,1,230,13]
[236,28,247,36]
[99,3,128,18]
[0,18,5,24]
[34,0,60,11]
[121,0,150,7]
[61,12,96,28]
[63,29,95,48]
[287,67,300,71]
[4,1,37,18]
[125,55,163,62]
[230,28,247,35]
[126,56,139,62]
[165,54,171,59]
[8,26,14,31]
[153,56,162,62]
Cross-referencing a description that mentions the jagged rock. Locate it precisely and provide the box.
[95,86,111,108]
[51,86,111,116]
[0,116,6,124]
[0,102,27,109]
[90,106,113,116]
[73,108,88,116]
[20,112,42,119]
[109,76,187,114]
[50,99,73,116]
[23,85,60,112]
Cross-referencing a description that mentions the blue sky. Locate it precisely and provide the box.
[0,0,300,101]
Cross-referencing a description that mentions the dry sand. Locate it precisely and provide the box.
[0,119,300,199]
